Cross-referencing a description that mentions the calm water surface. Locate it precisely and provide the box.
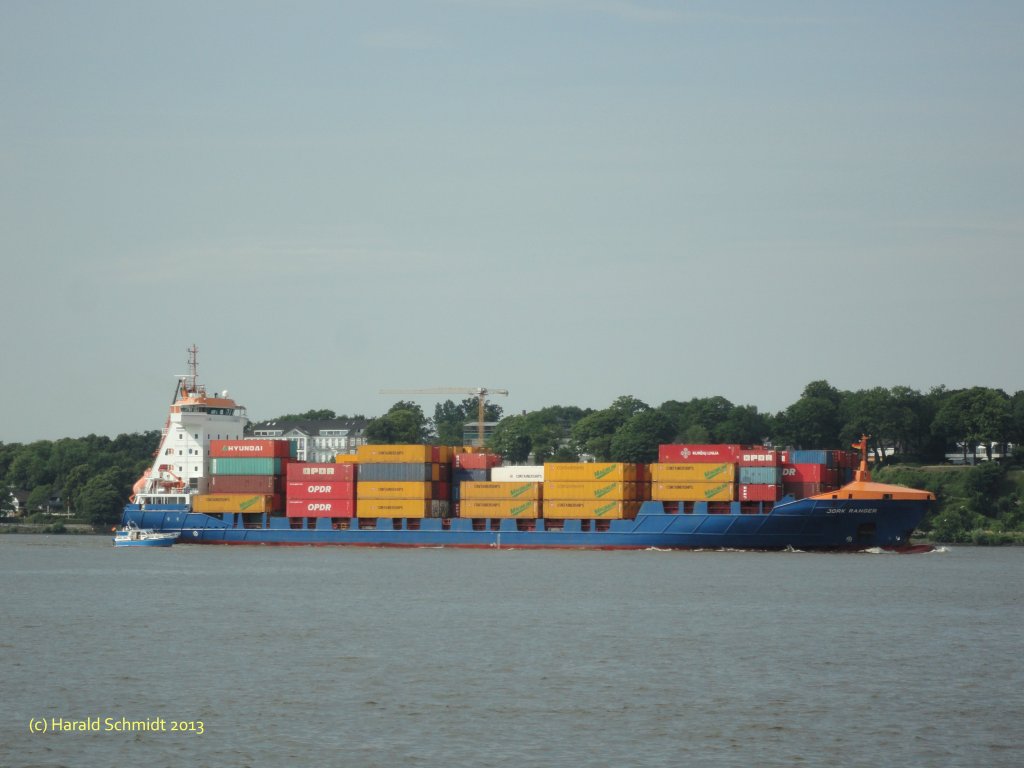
[1,536,1020,767]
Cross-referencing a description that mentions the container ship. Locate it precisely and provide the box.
[121,351,934,551]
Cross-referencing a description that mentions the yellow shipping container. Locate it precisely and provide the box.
[544,463,638,482]
[459,499,541,519]
[357,499,433,518]
[542,500,640,519]
[650,463,736,483]
[543,481,637,501]
[357,481,432,499]
[460,482,542,501]
[192,494,278,513]
[652,482,736,502]
[335,453,360,463]
[357,444,433,463]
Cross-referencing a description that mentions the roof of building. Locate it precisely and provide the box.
[251,418,369,437]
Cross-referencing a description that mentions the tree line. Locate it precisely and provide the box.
[3,382,1022,536]
[365,382,1024,466]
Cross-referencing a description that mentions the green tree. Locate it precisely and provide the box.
[488,415,534,463]
[365,401,431,444]
[776,380,844,448]
[609,411,676,462]
[488,406,587,463]
[933,387,1012,461]
[713,404,770,444]
[77,471,124,526]
[433,398,504,446]
[570,396,650,460]
[271,409,337,421]
[27,484,53,513]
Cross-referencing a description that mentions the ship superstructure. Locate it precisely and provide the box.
[131,346,248,507]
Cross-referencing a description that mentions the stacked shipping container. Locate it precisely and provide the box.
[285,462,357,518]
[352,444,453,518]
[737,449,782,502]
[653,445,740,502]
[542,463,647,519]
[194,440,293,516]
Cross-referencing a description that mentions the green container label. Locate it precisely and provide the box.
[594,501,618,517]
[510,484,532,498]
[703,464,727,480]
[594,482,617,498]
[593,465,618,480]
[510,502,533,517]
[704,483,730,499]
[239,495,260,510]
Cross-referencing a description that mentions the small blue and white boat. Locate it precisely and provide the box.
[113,521,177,548]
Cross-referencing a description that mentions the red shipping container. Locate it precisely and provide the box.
[454,452,503,470]
[286,498,356,518]
[286,480,356,499]
[286,462,357,482]
[738,449,779,466]
[432,481,451,500]
[209,474,284,493]
[210,439,292,459]
[781,463,825,483]
[739,484,782,501]
[658,444,742,463]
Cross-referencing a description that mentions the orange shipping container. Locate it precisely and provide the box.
[357,481,432,499]
[357,444,434,463]
[543,481,638,501]
[542,500,640,519]
[460,482,542,501]
[357,499,434,518]
[192,493,281,513]
[652,482,736,502]
[544,463,639,482]
[459,500,541,519]
[650,463,736,483]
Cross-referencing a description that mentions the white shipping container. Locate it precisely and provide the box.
[489,465,545,482]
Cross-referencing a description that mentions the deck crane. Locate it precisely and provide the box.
[379,387,509,447]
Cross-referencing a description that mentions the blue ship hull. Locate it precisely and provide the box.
[121,496,928,551]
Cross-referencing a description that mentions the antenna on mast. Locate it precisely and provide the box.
[186,344,199,392]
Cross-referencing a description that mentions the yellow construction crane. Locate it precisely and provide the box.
[379,387,509,447]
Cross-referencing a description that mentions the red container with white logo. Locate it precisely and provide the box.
[739,484,782,501]
[286,462,357,482]
[210,439,292,459]
[658,444,742,463]
[286,480,356,499]
[781,463,825,483]
[738,450,779,466]
[286,498,356,517]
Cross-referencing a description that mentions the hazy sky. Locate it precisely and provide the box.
[3,1,1022,443]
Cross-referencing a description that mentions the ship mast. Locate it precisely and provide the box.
[177,344,205,400]
[853,434,872,482]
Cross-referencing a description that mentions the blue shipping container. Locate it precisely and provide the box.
[357,463,434,482]
[739,466,784,485]
[790,450,831,466]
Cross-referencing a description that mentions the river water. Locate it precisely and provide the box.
[1,535,1020,767]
